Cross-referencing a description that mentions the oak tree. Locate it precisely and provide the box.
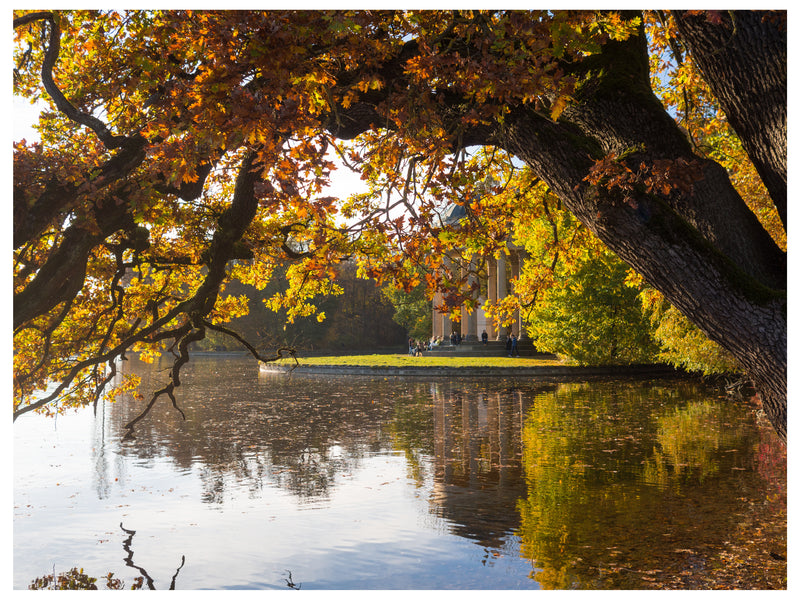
[13,10,786,440]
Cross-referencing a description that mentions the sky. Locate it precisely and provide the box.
[13,96,46,143]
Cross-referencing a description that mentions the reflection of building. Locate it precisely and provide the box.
[428,381,552,547]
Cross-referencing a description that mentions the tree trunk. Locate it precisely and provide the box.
[673,10,787,229]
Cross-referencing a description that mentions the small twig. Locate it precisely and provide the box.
[21,11,127,149]
[284,570,302,590]
[119,523,156,590]
[201,319,297,366]
[122,325,201,439]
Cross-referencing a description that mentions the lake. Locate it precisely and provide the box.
[13,354,786,590]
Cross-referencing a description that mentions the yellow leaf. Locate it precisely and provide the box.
[550,95,568,121]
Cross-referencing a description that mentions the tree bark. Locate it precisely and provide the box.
[673,10,786,229]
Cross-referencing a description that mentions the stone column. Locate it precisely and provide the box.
[510,252,521,338]
[495,255,507,340]
[460,260,478,342]
[442,309,451,341]
[487,258,499,340]
[467,306,478,342]
[439,255,453,341]
[433,290,453,341]
[432,292,442,339]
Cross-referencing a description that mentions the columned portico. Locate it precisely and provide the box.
[432,245,528,343]
[433,188,528,344]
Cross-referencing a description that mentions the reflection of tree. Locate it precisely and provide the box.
[120,522,185,590]
[517,381,770,589]
[386,385,435,485]
[103,356,433,504]
[28,524,185,590]
[642,400,754,488]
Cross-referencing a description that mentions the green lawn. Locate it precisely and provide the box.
[274,353,563,368]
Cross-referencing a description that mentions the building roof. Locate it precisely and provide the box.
[441,202,467,226]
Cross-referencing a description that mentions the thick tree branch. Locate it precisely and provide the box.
[13,200,138,331]
[25,11,127,149]
[14,147,266,422]
[673,10,786,229]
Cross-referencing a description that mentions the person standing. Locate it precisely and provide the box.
[510,333,519,357]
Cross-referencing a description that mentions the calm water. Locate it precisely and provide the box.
[14,355,786,590]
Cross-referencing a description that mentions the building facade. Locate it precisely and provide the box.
[431,246,527,342]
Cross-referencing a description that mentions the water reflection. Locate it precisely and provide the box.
[429,381,541,546]
[17,354,784,589]
[517,381,783,589]
[107,356,425,505]
[119,522,186,590]
[106,357,546,548]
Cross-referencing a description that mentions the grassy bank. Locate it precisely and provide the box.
[275,353,564,368]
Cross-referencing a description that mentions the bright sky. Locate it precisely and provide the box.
[13,96,45,143]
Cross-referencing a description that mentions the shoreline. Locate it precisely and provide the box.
[258,361,686,379]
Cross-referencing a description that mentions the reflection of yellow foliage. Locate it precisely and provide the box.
[534,563,576,590]
[517,383,756,589]
[643,401,747,486]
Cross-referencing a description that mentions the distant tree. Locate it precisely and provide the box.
[196,260,406,352]
[526,248,659,365]
[382,280,432,341]
[639,287,739,376]
[476,170,655,365]
[315,261,408,349]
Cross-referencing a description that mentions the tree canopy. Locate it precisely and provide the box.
[13,10,786,440]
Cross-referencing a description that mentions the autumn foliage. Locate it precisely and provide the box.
[13,10,785,439]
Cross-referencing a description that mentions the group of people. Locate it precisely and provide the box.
[408,331,520,357]
[408,336,445,356]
